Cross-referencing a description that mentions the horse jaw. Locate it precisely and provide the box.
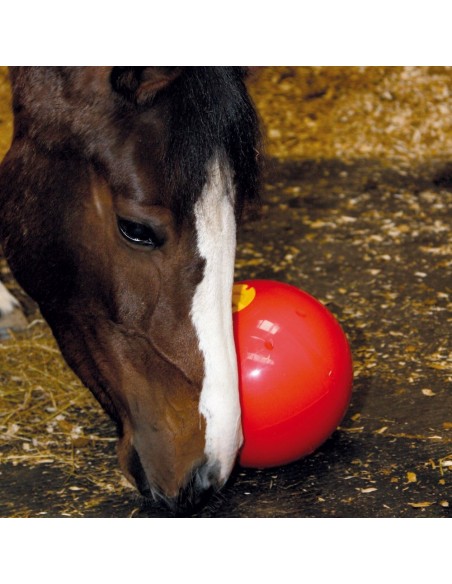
[191,155,243,488]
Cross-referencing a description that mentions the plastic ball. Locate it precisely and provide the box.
[232,280,353,468]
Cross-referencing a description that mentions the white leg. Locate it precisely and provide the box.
[0,281,19,316]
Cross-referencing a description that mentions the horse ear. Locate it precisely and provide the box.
[111,67,181,105]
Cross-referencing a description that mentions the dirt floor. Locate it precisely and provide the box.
[0,67,451,517]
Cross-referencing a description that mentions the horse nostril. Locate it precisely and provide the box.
[195,460,222,491]
[172,461,222,514]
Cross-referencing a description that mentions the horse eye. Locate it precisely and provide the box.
[117,217,162,248]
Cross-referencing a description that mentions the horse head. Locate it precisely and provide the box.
[0,66,261,511]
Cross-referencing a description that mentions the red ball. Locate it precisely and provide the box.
[232,280,353,468]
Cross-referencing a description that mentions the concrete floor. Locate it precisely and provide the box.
[1,155,450,517]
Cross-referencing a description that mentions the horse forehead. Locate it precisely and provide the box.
[195,157,234,211]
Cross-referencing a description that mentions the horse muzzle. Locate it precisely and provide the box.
[124,440,230,513]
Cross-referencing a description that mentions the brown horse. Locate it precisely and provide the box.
[0,67,261,511]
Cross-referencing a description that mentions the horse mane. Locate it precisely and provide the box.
[160,67,262,221]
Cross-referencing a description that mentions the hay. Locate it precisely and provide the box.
[0,67,12,160]
[0,320,115,470]
[247,66,452,164]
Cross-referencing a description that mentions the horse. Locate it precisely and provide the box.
[0,66,261,512]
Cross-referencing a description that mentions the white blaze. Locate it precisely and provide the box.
[191,156,242,483]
